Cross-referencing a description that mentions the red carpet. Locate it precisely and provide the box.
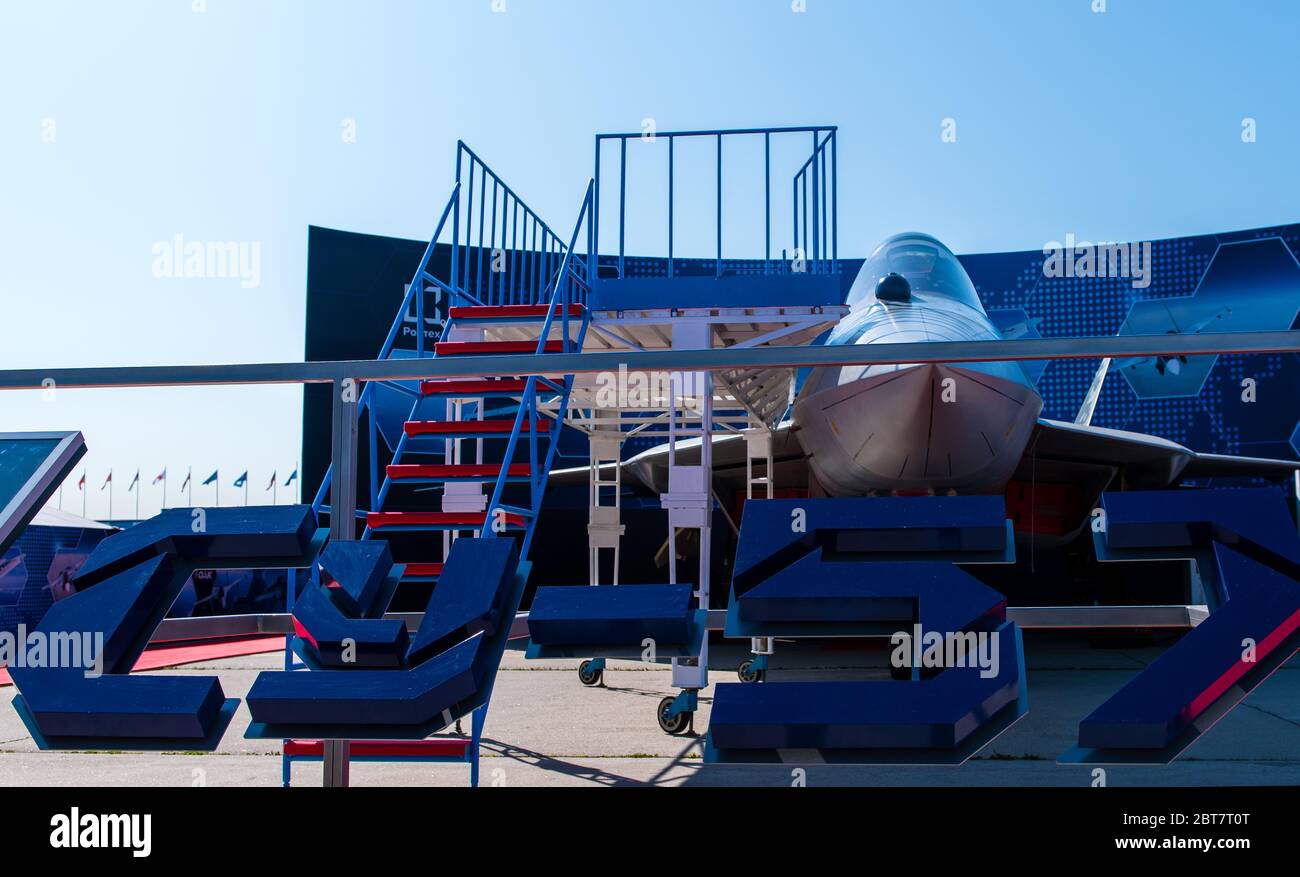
[0,635,286,687]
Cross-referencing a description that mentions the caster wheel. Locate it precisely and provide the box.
[657,696,692,735]
[737,659,765,683]
[578,660,604,687]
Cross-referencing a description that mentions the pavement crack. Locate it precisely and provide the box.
[1240,701,1300,730]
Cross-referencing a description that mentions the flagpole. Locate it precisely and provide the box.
[187,466,192,506]
[82,472,87,518]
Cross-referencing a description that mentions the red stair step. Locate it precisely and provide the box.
[448,304,585,320]
[387,463,531,480]
[435,340,565,356]
[285,739,468,758]
[402,562,444,578]
[404,419,550,437]
[420,378,529,396]
[366,511,525,528]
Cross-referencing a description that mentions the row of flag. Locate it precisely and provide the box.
[76,468,299,491]
[63,466,301,520]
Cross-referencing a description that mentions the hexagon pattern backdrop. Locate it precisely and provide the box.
[960,222,1300,462]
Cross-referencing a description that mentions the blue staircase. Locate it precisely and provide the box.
[312,144,593,597]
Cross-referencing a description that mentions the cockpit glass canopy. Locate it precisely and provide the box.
[847,233,983,311]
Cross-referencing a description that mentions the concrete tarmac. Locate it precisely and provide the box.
[1,635,1297,787]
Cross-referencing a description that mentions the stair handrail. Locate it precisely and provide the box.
[531,179,594,356]
[311,181,461,516]
[452,141,570,306]
[323,156,581,522]
[479,180,594,546]
[792,129,837,275]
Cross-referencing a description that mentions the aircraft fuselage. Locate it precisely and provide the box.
[792,233,1043,495]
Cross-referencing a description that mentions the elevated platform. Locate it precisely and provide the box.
[588,271,843,312]
[459,297,847,432]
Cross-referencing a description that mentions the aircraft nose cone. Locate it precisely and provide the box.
[792,362,1042,494]
[875,272,911,302]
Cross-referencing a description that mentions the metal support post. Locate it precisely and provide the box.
[324,376,358,787]
[744,425,774,662]
[588,429,625,585]
[661,320,714,694]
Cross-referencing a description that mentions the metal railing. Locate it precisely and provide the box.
[5,332,1297,391]
[453,141,568,306]
[310,141,578,518]
[593,125,839,280]
[793,129,837,274]
[480,180,594,559]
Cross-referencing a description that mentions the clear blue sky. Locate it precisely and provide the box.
[2,0,1297,519]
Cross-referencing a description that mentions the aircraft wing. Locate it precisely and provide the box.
[548,421,809,494]
[551,415,1299,498]
[1025,418,1300,488]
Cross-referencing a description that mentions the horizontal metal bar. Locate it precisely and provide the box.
[151,613,293,642]
[699,607,1206,633]
[2,331,1296,391]
[148,601,1207,646]
[598,125,836,140]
